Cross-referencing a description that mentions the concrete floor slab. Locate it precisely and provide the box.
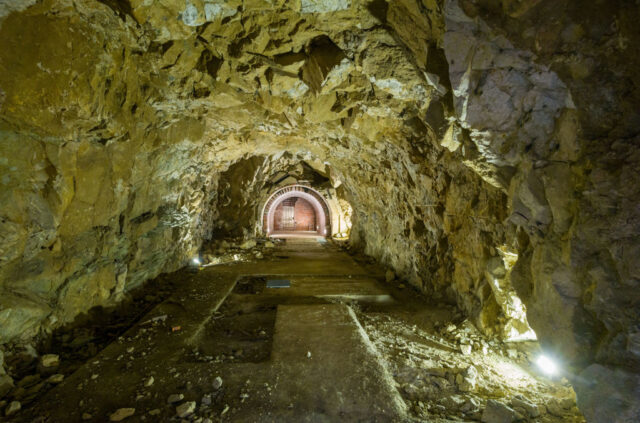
[238,304,407,422]
[259,275,393,303]
[14,242,405,423]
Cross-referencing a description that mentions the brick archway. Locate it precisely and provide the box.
[262,185,331,237]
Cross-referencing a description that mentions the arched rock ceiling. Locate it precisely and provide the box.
[0,0,639,420]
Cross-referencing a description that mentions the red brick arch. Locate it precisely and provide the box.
[261,185,331,236]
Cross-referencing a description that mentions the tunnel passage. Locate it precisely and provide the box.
[262,185,331,237]
[1,0,639,421]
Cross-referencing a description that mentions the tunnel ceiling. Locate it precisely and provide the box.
[0,0,639,419]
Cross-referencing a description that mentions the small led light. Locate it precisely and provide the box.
[536,355,558,376]
[192,257,201,266]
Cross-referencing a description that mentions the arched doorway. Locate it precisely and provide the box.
[262,185,331,237]
[273,197,317,231]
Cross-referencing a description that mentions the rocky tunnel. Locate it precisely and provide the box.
[0,0,639,422]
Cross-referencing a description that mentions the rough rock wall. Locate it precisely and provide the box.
[0,1,220,342]
[0,0,639,420]
[438,1,640,420]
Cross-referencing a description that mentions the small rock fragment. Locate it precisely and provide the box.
[5,401,21,416]
[41,354,60,368]
[481,400,517,423]
[440,394,466,410]
[240,239,256,249]
[460,344,472,355]
[0,374,14,398]
[167,394,184,404]
[48,374,65,384]
[144,376,154,387]
[148,409,160,416]
[385,269,395,283]
[109,408,135,421]
[461,397,481,413]
[546,399,565,416]
[212,376,223,390]
[202,394,212,406]
[511,397,540,418]
[176,401,196,418]
[82,412,92,420]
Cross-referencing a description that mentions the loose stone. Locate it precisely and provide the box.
[460,344,472,355]
[48,374,65,384]
[176,401,196,418]
[40,354,60,368]
[109,408,135,421]
[167,394,184,403]
[385,270,395,283]
[481,400,517,423]
[5,401,21,416]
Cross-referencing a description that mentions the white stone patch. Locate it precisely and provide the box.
[182,2,202,27]
[270,73,309,99]
[370,77,427,103]
[361,104,393,118]
[283,80,309,98]
[300,0,350,14]
[371,77,405,97]
[424,72,447,96]
[204,1,237,21]
[36,62,52,74]
[321,58,353,92]
[0,0,37,26]
[182,1,237,27]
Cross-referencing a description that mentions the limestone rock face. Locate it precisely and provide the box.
[0,1,639,420]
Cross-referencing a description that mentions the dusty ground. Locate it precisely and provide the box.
[0,239,584,422]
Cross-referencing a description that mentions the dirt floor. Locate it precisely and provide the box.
[0,238,585,422]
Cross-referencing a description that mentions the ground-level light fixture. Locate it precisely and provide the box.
[191,257,201,266]
[536,354,559,376]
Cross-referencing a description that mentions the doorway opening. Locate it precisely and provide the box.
[262,185,331,238]
[273,197,317,232]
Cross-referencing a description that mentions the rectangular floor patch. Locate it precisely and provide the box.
[266,279,291,288]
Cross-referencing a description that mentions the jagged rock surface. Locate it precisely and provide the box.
[0,0,638,420]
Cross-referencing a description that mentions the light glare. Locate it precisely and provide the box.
[536,355,558,376]
[192,257,201,266]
